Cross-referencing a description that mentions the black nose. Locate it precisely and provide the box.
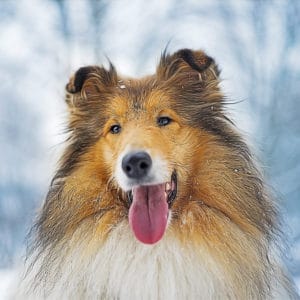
[122,151,152,179]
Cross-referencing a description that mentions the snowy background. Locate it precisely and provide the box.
[0,0,299,296]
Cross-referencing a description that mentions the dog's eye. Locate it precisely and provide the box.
[110,124,121,134]
[157,116,172,127]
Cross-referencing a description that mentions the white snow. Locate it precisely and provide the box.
[0,269,17,300]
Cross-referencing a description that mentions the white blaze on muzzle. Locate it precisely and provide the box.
[115,148,169,191]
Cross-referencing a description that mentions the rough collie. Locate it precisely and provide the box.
[17,49,299,299]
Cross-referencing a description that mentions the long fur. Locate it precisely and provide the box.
[16,49,299,299]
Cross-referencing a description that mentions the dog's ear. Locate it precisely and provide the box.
[157,48,220,84]
[65,64,117,110]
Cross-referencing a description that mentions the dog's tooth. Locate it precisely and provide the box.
[171,180,176,190]
[165,182,171,191]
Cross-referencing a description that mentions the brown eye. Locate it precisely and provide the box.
[110,124,121,134]
[157,116,172,127]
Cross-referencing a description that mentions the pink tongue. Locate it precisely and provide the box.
[129,184,169,244]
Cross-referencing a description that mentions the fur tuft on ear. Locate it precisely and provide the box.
[65,64,117,108]
[157,48,220,83]
[156,48,224,119]
[66,67,96,94]
[175,49,213,72]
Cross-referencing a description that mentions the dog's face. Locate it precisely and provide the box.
[94,89,198,244]
[100,90,181,191]
[98,92,184,243]
[63,49,223,244]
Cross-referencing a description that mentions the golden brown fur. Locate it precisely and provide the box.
[18,49,299,299]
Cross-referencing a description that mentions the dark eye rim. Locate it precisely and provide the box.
[110,124,122,134]
[157,116,172,127]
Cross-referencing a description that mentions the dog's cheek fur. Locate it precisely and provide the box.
[168,131,276,298]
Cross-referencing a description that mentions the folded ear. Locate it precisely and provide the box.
[65,64,117,109]
[157,48,220,84]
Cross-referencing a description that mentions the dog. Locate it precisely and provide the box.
[17,49,299,299]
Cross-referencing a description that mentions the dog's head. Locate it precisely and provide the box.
[38,48,275,251]
[62,49,223,244]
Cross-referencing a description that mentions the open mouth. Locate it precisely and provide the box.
[126,171,177,244]
[166,171,177,207]
[127,171,177,208]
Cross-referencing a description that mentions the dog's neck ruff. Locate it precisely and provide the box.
[18,222,226,299]
[17,222,293,300]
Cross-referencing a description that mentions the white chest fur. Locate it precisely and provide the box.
[82,223,223,300]
[16,222,292,300]
[17,222,226,299]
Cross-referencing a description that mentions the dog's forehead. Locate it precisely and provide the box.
[111,77,169,115]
